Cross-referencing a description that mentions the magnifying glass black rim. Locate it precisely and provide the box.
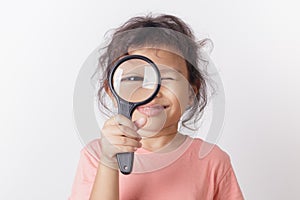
[108,54,161,113]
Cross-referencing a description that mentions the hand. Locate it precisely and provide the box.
[99,114,146,169]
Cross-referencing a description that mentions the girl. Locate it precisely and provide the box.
[69,14,244,200]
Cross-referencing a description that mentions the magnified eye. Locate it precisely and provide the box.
[121,76,144,82]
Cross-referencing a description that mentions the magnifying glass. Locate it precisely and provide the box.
[108,54,161,174]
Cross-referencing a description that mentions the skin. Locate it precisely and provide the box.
[130,48,191,151]
[90,48,195,200]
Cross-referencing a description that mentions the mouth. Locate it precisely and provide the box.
[137,104,169,117]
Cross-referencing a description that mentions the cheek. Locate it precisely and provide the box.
[163,81,191,113]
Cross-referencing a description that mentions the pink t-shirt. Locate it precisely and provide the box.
[69,137,244,200]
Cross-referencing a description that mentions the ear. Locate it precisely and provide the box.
[104,80,117,107]
[187,84,199,108]
[192,85,199,96]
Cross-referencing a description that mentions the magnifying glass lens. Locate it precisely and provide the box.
[113,59,159,103]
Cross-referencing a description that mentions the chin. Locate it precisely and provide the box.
[133,110,167,137]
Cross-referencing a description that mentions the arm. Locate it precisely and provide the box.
[90,163,119,200]
[87,115,145,199]
[68,144,120,200]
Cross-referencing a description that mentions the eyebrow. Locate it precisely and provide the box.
[159,67,185,75]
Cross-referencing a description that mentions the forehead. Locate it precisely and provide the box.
[128,48,188,77]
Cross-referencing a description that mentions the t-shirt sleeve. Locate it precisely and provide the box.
[213,166,244,200]
[68,147,99,200]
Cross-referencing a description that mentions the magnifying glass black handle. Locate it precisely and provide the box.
[108,54,161,175]
[116,100,136,175]
[116,152,134,175]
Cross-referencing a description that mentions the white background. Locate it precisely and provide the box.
[1,0,299,199]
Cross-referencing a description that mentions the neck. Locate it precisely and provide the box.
[141,125,186,151]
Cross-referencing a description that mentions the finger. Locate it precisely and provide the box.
[114,145,140,153]
[107,135,142,148]
[105,115,137,130]
[102,125,141,139]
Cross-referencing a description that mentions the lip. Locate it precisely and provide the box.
[137,104,169,117]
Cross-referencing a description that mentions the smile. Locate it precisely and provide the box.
[137,104,169,117]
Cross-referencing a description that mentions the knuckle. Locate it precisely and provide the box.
[124,146,136,152]
[118,125,133,137]
[120,126,130,134]
[120,136,128,145]
[117,124,125,132]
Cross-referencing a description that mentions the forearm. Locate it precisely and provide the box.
[90,163,119,200]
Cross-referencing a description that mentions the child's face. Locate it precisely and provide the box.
[125,48,194,137]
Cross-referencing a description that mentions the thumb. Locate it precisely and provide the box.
[134,117,147,129]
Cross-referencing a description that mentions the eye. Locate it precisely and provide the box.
[161,77,175,81]
[121,76,144,82]
[160,70,180,81]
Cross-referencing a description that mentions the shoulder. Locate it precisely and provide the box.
[179,137,244,198]
[187,138,232,171]
[190,138,230,160]
[186,138,237,186]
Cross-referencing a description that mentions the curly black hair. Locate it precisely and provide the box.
[94,13,213,130]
